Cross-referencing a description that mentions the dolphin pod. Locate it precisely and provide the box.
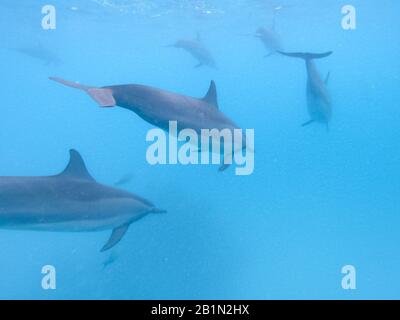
[0,150,165,252]
[278,51,333,128]
[3,11,336,253]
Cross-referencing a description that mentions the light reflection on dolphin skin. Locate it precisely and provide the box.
[0,150,165,252]
[278,51,333,129]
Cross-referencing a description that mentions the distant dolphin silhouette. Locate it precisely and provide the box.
[0,150,165,252]
[253,7,283,57]
[11,43,61,66]
[49,77,244,171]
[255,27,282,57]
[167,33,217,68]
[278,51,333,128]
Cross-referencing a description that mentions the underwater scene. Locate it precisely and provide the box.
[0,0,399,300]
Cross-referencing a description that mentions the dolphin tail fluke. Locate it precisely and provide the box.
[49,77,116,108]
[278,51,333,60]
[101,224,130,252]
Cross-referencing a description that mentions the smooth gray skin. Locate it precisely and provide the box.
[255,27,282,57]
[278,51,333,127]
[103,82,238,134]
[169,35,217,68]
[49,77,242,144]
[49,77,245,170]
[0,150,164,252]
[11,44,61,66]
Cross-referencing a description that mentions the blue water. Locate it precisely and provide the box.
[0,0,399,299]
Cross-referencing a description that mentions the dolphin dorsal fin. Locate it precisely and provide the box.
[202,81,219,109]
[59,149,94,181]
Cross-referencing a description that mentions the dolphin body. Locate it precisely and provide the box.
[255,27,282,57]
[278,51,333,127]
[168,34,217,68]
[253,7,283,57]
[0,150,165,252]
[49,77,243,170]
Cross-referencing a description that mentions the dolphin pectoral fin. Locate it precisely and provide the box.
[101,224,130,252]
[301,119,315,127]
[325,72,331,85]
[219,163,231,172]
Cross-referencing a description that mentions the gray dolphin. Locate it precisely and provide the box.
[278,51,333,127]
[167,33,217,68]
[255,27,282,57]
[49,77,244,170]
[0,150,165,252]
[11,43,61,66]
[253,7,283,57]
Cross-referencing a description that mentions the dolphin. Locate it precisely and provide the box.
[11,43,61,66]
[49,77,244,170]
[167,33,217,68]
[255,27,282,57]
[0,150,165,252]
[252,7,283,57]
[278,51,333,127]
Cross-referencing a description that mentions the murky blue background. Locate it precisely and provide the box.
[0,0,399,299]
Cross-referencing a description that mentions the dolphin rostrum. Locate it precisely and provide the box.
[278,51,333,127]
[167,33,217,68]
[49,77,244,170]
[0,150,165,252]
